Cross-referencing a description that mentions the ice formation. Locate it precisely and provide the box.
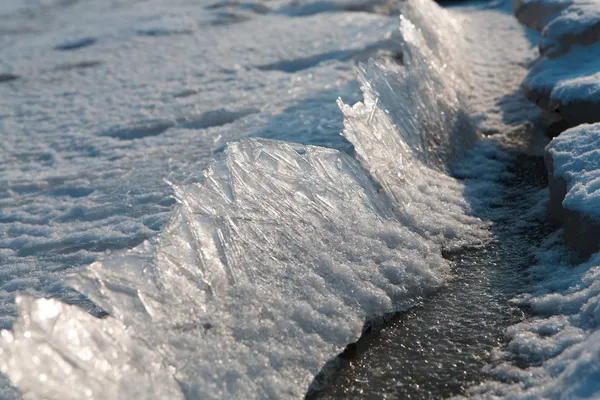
[0,0,492,398]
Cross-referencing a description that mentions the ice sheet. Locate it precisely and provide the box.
[1,136,486,399]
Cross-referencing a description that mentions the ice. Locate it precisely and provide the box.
[0,296,183,400]
[338,14,486,249]
[1,136,485,399]
[0,0,494,396]
[0,0,400,330]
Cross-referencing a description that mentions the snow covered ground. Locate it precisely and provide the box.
[0,0,403,327]
[2,0,600,398]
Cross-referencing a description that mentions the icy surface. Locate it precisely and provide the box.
[0,0,400,330]
[1,133,487,399]
[7,0,600,397]
[546,123,600,217]
[0,296,184,400]
[4,138,483,399]
[459,3,600,395]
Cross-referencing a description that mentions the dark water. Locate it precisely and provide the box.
[307,154,551,399]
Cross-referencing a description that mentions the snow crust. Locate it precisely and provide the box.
[512,0,573,30]
[0,0,493,398]
[546,123,600,217]
[519,0,600,123]
[540,1,600,57]
[526,40,600,104]
[4,139,475,399]
[0,0,400,334]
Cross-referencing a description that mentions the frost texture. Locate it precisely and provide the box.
[0,297,183,400]
[0,0,490,398]
[338,14,483,251]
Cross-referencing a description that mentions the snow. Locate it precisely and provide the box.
[0,0,498,397]
[0,0,400,330]
[546,123,600,217]
[3,138,477,399]
[526,40,600,103]
[518,0,600,124]
[477,0,600,396]
[0,130,488,399]
[512,0,573,30]
[468,237,600,399]
[539,1,600,57]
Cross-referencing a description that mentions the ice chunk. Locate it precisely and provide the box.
[0,296,183,400]
[338,14,485,250]
[0,0,491,397]
[2,137,486,399]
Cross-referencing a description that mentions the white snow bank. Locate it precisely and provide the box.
[517,0,600,124]
[0,0,493,397]
[512,0,573,30]
[547,123,600,218]
[525,39,600,106]
[540,0,600,57]
[469,236,600,399]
